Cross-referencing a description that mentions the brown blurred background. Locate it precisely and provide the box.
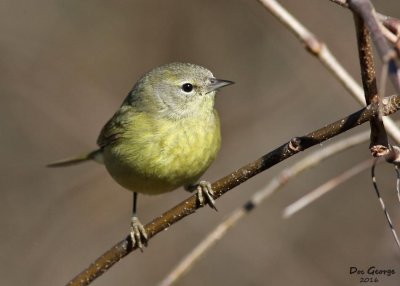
[2,0,400,285]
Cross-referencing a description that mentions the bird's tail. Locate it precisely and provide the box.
[47,149,103,167]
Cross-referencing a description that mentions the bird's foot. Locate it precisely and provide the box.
[186,181,217,211]
[130,216,148,250]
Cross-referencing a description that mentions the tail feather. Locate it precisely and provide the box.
[47,149,103,167]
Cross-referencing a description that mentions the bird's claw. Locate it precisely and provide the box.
[196,181,217,211]
[130,216,148,251]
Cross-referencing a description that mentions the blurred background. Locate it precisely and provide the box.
[2,0,400,285]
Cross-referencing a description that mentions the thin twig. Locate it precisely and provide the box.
[371,159,400,250]
[283,159,372,218]
[66,94,400,286]
[380,23,399,44]
[257,0,400,143]
[158,129,372,286]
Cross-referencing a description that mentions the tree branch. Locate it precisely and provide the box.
[66,93,400,286]
[353,12,389,153]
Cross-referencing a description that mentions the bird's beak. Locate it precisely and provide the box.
[206,78,234,93]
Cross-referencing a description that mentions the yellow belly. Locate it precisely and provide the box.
[103,111,221,195]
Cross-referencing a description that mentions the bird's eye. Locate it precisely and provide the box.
[181,83,194,93]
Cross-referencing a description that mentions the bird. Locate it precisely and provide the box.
[48,62,234,249]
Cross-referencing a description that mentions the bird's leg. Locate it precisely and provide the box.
[185,181,217,211]
[130,192,148,250]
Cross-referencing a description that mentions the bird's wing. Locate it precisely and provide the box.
[97,105,133,148]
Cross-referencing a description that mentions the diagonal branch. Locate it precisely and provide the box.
[66,93,400,286]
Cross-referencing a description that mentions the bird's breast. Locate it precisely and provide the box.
[103,111,221,194]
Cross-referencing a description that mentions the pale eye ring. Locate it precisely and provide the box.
[181,83,194,93]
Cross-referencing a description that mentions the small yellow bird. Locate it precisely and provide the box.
[48,62,233,248]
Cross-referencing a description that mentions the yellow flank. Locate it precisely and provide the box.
[103,109,221,195]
